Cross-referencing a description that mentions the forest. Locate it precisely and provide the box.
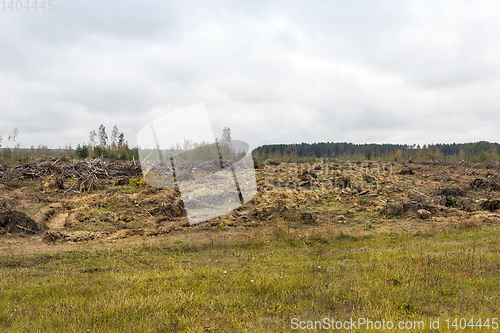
[253,141,500,163]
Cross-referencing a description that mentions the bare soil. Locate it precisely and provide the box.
[1,159,500,255]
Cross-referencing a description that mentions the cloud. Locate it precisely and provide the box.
[0,0,500,150]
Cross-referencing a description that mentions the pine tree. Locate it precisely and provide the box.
[219,127,233,159]
[118,132,125,148]
[221,127,232,146]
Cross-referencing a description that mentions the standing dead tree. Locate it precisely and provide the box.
[98,124,107,148]
[89,130,97,157]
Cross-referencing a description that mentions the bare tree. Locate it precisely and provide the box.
[111,125,119,150]
[89,130,97,157]
[98,124,107,148]
[7,127,18,148]
[10,127,18,141]
[89,130,96,146]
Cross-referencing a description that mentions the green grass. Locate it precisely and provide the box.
[16,207,41,216]
[321,201,341,208]
[2,226,500,332]
[99,184,147,195]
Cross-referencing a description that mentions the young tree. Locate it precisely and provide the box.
[458,147,466,161]
[62,144,72,158]
[92,146,107,158]
[221,127,232,146]
[218,127,233,159]
[98,124,107,147]
[478,149,487,163]
[75,144,89,158]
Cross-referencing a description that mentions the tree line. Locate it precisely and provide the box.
[253,141,500,163]
[0,125,139,162]
[74,124,138,160]
[2,124,499,163]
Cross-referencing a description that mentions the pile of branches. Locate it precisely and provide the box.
[61,159,142,180]
[471,178,500,192]
[0,158,142,191]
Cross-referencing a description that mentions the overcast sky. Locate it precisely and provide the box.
[1,0,500,150]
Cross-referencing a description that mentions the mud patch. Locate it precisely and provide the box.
[471,178,500,192]
[435,187,465,197]
[399,168,414,175]
[300,212,316,224]
[481,200,500,212]
[147,198,186,219]
[0,204,46,234]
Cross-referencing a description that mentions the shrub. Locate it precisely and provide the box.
[75,144,89,158]
[92,146,107,158]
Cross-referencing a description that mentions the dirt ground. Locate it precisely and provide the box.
[1,159,500,255]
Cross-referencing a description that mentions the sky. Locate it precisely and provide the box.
[1,0,500,151]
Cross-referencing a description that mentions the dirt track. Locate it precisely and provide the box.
[1,159,500,254]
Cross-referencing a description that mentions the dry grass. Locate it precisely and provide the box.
[2,225,500,332]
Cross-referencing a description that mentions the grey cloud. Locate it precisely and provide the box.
[1,1,500,149]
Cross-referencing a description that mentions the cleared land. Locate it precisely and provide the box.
[1,159,500,331]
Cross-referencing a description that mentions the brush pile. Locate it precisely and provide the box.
[0,158,142,181]
[0,158,142,192]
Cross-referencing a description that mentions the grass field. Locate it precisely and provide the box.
[2,224,500,332]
